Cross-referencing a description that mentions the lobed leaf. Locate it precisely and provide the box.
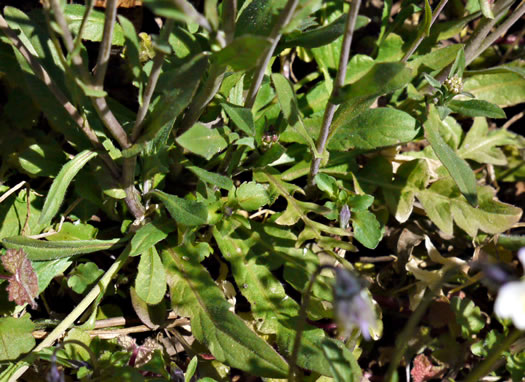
[162,246,289,378]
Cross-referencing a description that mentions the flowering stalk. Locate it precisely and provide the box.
[289,265,376,381]
[307,0,362,190]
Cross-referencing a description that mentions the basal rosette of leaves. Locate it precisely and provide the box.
[0,0,524,381]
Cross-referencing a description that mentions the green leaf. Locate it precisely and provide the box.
[417,178,522,237]
[271,73,318,156]
[332,62,412,104]
[185,356,198,382]
[424,105,477,206]
[118,15,142,80]
[144,0,196,23]
[0,315,35,361]
[351,210,382,249]
[236,182,270,211]
[65,5,125,45]
[212,35,271,71]
[409,44,463,73]
[151,190,208,227]
[422,0,432,36]
[67,262,104,294]
[2,236,123,261]
[458,118,519,165]
[448,100,506,118]
[129,220,176,257]
[463,70,525,107]
[186,166,234,191]
[449,48,466,78]
[125,55,208,157]
[213,220,361,379]
[450,296,485,338]
[328,108,419,151]
[135,246,166,305]
[278,14,370,51]
[176,123,228,160]
[384,159,429,223]
[18,143,67,177]
[478,0,494,18]
[38,150,97,229]
[235,0,285,37]
[162,246,289,378]
[320,338,361,382]
[221,103,255,136]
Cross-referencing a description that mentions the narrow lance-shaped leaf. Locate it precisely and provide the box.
[447,100,506,119]
[2,236,124,261]
[162,246,289,377]
[424,105,477,206]
[271,73,319,157]
[38,150,97,229]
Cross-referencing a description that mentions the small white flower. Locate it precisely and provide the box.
[494,248,525,329]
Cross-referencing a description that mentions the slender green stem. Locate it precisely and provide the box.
[401,0,449,63]
[289,265,331,382]
[307,0,362,189]
[7,248,132,381]
[244,0,300,109]
[463,328,523,382]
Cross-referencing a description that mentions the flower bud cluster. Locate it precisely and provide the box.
[444,75,463,95]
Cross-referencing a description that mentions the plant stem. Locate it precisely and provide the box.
[289,265,330,382]
[0,13,120,178]
[463,328,523,382]
[401,0,449,63]
[7,248,132,381]
[307,0,362,189]
[94,0,118,87]
[464,0,517,65]
[172,0,212,32]
[477,0,525,58]
[244,0,300,109]
[222,0,237,44]
[180,62,226,131]
[132,19,174,141]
